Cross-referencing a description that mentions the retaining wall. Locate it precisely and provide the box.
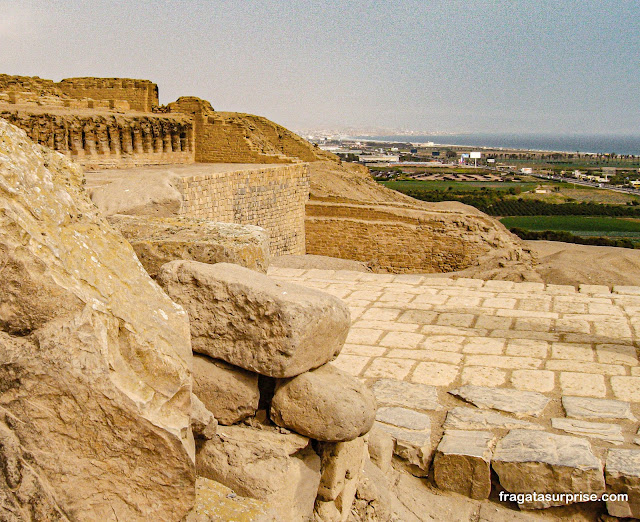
[177,164,309,256]
[305,201,502,273]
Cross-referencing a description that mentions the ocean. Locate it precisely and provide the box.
[351,133,640,156]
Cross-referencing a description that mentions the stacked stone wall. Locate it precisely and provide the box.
[0,109,194,168]
[305,201,493,273]
[58,77,159,112]
[177,164,309,256]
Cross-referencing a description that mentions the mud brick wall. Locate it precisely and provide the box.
[168,97,333,164]
[58,78,159,112]
[0,109,195,168]
[178,164,309,255]
[305,201,493,273]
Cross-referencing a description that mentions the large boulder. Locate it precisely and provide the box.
[107,214,270,277]
[192,354,260,425]
[196,425,321,521]
[270,363,376,441]
[0,119,195,519]
[157,261,351,377]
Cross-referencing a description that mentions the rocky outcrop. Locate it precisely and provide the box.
[108,214,270,277]
[0,118,195,519]
[157,261,351,377]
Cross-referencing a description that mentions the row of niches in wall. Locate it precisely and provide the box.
[8,115,193,157]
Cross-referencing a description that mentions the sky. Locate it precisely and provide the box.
[1,0,639,134]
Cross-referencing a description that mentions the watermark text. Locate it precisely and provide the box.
[498,491,628,504]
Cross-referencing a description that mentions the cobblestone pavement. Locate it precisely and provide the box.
[268,267,640,454]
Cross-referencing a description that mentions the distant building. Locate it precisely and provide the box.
[359,154,400,164]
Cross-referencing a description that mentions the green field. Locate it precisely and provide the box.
[500,216,640,237]
[382,180,539,192]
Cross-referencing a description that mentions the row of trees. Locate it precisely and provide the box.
[396,188,640,217]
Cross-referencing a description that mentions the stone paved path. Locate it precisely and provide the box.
[268,267,640,452]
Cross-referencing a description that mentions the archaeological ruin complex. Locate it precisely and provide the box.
[0,74,527,269]
[4,75,640,521]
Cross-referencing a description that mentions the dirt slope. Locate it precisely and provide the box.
[526,240,640,287]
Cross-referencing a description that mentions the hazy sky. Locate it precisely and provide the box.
[1,0,639,134]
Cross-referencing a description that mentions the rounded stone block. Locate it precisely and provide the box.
[270,363,377,442]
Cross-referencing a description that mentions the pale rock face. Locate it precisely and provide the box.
[270,363,377,442]
[551,418,624,445]
[108,214,271,278]
[157,260,351,377]
[492,429,605,509]
[192,354,260,425]
[0,119,195,520]
[196,425,321,521]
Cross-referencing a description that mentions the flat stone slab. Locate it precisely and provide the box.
[551,418,624,445]
[605,449,640,518]
[449,385,550,418]
[492,429,605,508]
[374,422,431,448]
[562,396,637,421]
[443,407,538,431]
[372,379,441,411]
[376,407,431,431]
[433,430,495,500]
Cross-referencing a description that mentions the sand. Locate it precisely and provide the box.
[526,240,640,287]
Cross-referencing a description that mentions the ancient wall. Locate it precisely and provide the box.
[0,108,194,168]
[0,74,62,96]
[177,164,309,255]
[58,78,159,112]
[305,201,523,273]
[168,97,335,164]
